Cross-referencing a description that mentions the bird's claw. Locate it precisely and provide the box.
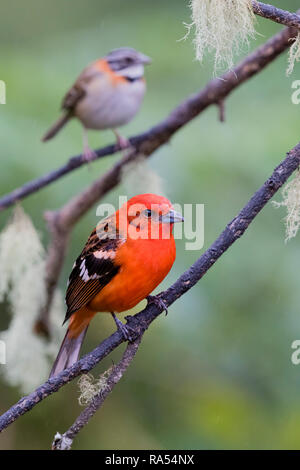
[116,136,131,151]
[113,130,131,151]
[119,322,134,342]
[146,295,168,315]
[111,313,134,341]
[82,147,97,163]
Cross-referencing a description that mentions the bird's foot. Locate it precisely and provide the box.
[113,130,131,151]
[111,313,134,341]
[146,295,168,315]
[117,136,131,151]
[82,146,97,163]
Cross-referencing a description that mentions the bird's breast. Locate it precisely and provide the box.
[75,72,146,130]
[88,237,176,313]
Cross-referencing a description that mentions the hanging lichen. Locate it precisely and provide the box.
[273,171,300,242]
[184,0,256,74]
[0,206,64,392]
[78,368,113,406]
[287,33,300,76]
[121,156,166,197]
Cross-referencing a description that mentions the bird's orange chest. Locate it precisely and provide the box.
[88,237,176,313]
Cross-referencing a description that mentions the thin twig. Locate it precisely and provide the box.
[1,140,300,433]
[52,337,142,450]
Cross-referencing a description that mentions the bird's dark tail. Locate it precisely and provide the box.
[42,113,71,142]
[49,326,88,378]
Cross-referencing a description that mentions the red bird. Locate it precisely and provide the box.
[50,194,183,377]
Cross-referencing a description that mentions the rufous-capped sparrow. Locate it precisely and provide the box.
[42,47,151,160]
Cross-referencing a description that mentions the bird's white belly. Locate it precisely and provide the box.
[75,76,146,130]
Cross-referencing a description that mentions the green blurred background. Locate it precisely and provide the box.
[1,0,300,450]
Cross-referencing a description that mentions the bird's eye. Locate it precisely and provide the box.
[144,209,152,218]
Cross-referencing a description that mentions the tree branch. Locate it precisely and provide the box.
[0,17,298,213]
[52,337,142,450]
[1,140,300,434]
[253,2,300,30]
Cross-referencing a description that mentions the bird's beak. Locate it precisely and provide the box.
[160,209,184,224]
[139,53,152,65]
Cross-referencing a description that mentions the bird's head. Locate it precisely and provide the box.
[106,47,151,81]
[117,193,184,241]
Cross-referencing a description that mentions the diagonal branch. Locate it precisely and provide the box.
[1,139,300,434]
[0,16,298,213]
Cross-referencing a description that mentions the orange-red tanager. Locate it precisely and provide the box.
[50,193,183,377]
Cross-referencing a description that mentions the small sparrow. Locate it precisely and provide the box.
[42,47,151,160]
[50,193,184,377]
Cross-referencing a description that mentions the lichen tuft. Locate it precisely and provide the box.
[184,0,256,74]
[273,171,300,242]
